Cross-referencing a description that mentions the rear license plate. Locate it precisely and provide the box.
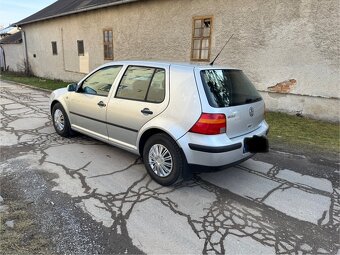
[243,136,269,153]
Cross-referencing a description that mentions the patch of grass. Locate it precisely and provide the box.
[266,112,340,154]
[1,71,69,90]
[0,200,51,255]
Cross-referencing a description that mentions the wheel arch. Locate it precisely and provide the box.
[138,128,184,156]
[138,127,190,170]
[138,128,167,155]
[50,99,69,116]
[50,100,60,114]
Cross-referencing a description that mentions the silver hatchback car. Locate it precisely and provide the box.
[50,61,269,186]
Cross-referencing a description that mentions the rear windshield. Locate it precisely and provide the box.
[200,69,262,108]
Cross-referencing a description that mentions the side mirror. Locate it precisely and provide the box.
[67,83,77,92]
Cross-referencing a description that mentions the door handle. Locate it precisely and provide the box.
[97,101,106,107]
[141,108,153,115]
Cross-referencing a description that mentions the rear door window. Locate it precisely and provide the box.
[146,69,165,103]
[200,69,262,107]
[116,66,165,103]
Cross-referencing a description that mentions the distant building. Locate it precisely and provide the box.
[0,26,19,39]
[0,31,25,72]
[10,0,340,121]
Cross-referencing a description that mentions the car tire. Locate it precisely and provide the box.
[52,103,73,137]
[143,133,186,186]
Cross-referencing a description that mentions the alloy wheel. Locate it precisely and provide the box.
[54,109,65,132]
[148,144,173,177]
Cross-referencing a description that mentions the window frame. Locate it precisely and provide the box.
[77,40,84,56]
[191,16,213,62]
[51,41,58,55]
[103,29,113,60]
[115,65,166,104]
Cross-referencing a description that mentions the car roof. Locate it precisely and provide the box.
[100,60,239,70]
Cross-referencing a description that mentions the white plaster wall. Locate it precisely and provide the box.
[260,92,340,122]
[2,43,25,72]
[22,0,340,121]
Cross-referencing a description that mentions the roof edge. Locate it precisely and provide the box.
[15,0,139,26]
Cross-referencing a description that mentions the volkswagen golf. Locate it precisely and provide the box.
[50,61,269,186]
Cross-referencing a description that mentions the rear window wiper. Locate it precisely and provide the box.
[245,97,262,104]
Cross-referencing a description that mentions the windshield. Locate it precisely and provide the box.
[200,69,262,108]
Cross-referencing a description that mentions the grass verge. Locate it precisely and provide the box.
[1,71,69,90]
[1,72,339,156]
[0,200,51,255]
[266,112,339,155]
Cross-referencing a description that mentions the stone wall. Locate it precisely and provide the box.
[21,0,340,121]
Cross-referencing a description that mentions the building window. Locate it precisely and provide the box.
[191,17,212,61]
[77,40,84,56]
[51,41,58,55]
[103,29,113,60]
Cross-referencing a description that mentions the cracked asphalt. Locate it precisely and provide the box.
[1,80,339,254]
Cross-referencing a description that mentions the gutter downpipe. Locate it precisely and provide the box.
[0,45,6,71]
[20,28,30,75]
[61,27,65,71]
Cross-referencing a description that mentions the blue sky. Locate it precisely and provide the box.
[0,0,56,27]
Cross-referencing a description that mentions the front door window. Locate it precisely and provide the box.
[81,66,122,97]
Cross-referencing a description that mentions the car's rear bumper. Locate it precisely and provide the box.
[177,120,269,167]
[188,142,242,153]
[189,154,254,173]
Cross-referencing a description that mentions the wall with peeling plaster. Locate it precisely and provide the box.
[20,0,339,121]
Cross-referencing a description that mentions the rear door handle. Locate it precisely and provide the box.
[97,101,106,107]
[141,108,153,115]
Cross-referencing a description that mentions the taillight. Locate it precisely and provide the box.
[189,113,226,135]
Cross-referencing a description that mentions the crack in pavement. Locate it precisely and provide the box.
[236,164,334,197]
[258,182,289,202]
[88,158,143,179]
[194,176,338,254]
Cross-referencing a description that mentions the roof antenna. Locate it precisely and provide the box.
[210,34,234,66]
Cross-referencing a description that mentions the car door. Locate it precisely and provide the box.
[106,65,169,149]
[68,65,123,140]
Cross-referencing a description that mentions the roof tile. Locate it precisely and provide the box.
[15,0,139,26]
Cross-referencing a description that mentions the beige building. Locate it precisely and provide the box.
[14,0,340,122]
